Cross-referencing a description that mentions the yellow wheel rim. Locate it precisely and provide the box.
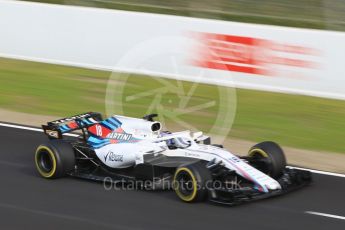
[35,146,57,178]
[249,148,268,158]
[173,167,198,202]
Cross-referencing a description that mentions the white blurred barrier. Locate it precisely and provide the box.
[0,0,345,100]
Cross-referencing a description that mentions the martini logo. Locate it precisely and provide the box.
[107,132,132,141]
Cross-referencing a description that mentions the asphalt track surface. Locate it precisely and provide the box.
[0,125,344,230]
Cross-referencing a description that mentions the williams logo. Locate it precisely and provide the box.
[104,151,124,162]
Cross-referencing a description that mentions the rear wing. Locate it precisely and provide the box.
[42,112,103,139]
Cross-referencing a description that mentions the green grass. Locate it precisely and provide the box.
[0,57,344,153]
[24,0,345,31]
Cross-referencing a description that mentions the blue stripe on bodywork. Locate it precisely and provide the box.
[87,136,110,149]
[108,117,122,127]
[101,120,116,130]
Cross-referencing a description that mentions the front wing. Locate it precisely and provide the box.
[208,168,312,205]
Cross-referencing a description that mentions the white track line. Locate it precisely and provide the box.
[0,122,78,137]
[306,211,345,221]
[287,166,345,178]
[0,122,344,178]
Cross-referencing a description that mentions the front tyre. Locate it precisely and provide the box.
[248,141,286,179]
[35,140,75,179]
[173,162,212,203]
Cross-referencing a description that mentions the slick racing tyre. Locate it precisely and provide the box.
[173,162,212,203]
[35,140,75,179]
[248,141,286,179]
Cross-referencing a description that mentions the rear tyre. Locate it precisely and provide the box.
[35,140,75,179]
[248,141,286,179]
[173,162,212,203]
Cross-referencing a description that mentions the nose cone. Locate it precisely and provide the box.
[266,181,282,190]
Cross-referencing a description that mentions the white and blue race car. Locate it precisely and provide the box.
[35,112,311,205]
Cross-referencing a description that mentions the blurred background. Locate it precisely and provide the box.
[1,0,344,172]
[27,0,345,31]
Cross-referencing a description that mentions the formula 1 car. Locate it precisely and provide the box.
[34,112,311,205]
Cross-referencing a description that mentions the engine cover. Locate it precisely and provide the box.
[114,115,161,139]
